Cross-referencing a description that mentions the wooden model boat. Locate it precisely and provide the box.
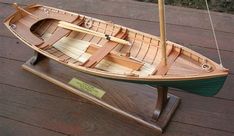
[4,3,228,96]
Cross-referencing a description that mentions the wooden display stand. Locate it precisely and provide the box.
[22,52,180,133]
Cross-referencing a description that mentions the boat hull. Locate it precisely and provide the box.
[91,73,227,96]
[3,4,228,97]
[147,76,227,96]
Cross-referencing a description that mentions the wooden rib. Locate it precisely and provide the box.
[36,20,52,36]
[41,22,54,36]
[87,22,100,42]
[89,22,103,42]
[79,18,99,42]
[96,28,106,45]
[97,24,115,47]
[48,47,61,54]
[58,54,70,62]
[45,47,58,54]
[96,22,109,46]
[48,22,59,34]
[127,32,158,47]
[151,39,160,47]
[137,40,150,61]
[112,25,124,52]
[152,46,159,65]
[99,22,107,31]
[112,26,129,53]
[67,31,78,38]
[136,42,148,60]
[105,23,114,35]
[82,33,93,42]
[66,58,77,64]
[38,27,70,49]
[152,41,161,65]
[152,47,181,75]
[51,50,64,57]
[130,40,141,57]
[144,44,158,64]
[66,17,85,37]
[74,30,86,40]
[119,37,132,54]
[89,21,101,44]
[135,35,144,58]
[31,19,45,34]
[142,38,152,60]
[126,33,137,56]
[110,24,116,36]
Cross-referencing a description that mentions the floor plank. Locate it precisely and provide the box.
[171,91,234,133]
[1,57,234,132]
[1,77,234,136]
[0,116,67,136]
[0,83,157,136]
[164,122,234,136]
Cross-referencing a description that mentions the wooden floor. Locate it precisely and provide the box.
[0,0,234,135]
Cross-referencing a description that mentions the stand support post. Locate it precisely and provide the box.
[30,51,45,65]
[152,86,169,120]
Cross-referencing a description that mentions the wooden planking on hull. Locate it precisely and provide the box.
[3,4,228,96]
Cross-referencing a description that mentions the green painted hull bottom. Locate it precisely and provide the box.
[124,76,227,97]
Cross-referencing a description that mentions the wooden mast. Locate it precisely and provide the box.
[158,0,167,66]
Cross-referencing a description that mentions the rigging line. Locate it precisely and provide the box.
[205,0,223,67]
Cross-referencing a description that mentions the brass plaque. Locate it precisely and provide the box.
[68,78,105,99]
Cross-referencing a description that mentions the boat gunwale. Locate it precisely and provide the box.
[3,4,229,82]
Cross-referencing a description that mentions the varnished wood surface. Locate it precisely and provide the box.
[0,1,234,136]
[22,57,180,132]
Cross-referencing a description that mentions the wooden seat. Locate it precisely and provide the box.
[37,16,85,49]
[86,44,144,71]
[81,28,129,68]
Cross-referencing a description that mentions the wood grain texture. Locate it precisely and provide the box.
[164,122,233,136]
[2,4,229,88]
[22,57,180,132]
[0,82,157,136]
[171,90,234,133]
[0,0,234,135]
[1,35,233,75]
[0,3,234,52]
[2,0,234,33]
[0,56,234,133]
[1,52,234,135]
[0,116,67,136]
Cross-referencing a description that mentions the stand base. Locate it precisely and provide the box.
[22,57,180,133]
